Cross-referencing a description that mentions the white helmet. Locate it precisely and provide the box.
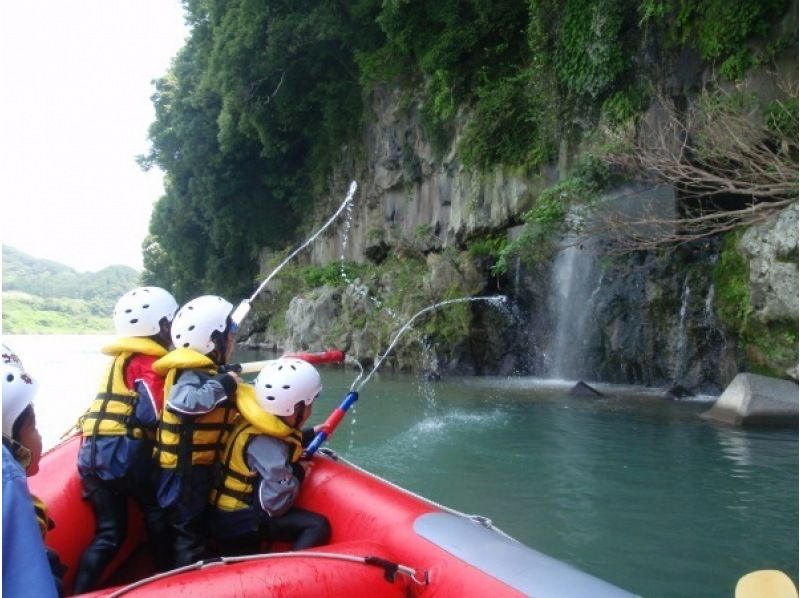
[113,286,178,337]
[171,295,233,354]
[253,358,322,416]
[2,363,38,438]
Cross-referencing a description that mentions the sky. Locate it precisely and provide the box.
[1,1,188,272]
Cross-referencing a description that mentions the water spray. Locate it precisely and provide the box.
[355,296,506,392]
[303,295,507,457]
[230,181,358,329]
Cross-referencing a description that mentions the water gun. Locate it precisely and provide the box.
[224,349,345,374]
[303,390,359,458]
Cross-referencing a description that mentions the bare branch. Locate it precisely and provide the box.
[590,82,798,252]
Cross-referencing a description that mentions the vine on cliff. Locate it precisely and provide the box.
[140,0,794,301]
[492,157,610,275]
[639,0,791,80]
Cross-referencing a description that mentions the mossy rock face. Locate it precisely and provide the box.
[742,319,799,379]
[252,246,499,373]
[713,205,799,380]
[714,231,753,333]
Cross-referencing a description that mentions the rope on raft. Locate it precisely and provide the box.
[104,550,428,596]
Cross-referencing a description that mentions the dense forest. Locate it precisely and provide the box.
[140,0,796,302]
[2,246,140,333]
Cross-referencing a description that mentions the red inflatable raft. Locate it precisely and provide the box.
[29,435,636,598]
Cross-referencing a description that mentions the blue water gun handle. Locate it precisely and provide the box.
[304,391,359,457]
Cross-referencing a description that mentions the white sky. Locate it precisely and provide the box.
[0,1,188,272]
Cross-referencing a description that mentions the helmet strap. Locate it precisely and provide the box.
[2,434,31,469]
[155,318,172,349]
[209,330,230,364]
[292,402,310,427]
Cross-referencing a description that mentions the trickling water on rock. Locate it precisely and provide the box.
[506,184,739,393]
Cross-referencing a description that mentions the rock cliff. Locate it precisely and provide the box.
[253,86,797,391]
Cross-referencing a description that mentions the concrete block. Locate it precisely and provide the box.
[701,373,798,427]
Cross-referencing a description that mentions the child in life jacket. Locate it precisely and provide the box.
[2,345,65,597]
[209,357,331,556]
[152,295,241,567]
[74,287,178,593]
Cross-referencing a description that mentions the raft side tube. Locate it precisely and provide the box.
[29,435,147,594]
[414,513,639,598]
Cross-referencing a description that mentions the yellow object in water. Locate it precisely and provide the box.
[736,570,798,598]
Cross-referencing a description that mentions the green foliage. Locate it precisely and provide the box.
[361,253,473,366]
[139,0,792,298]
[365,0,540,166]
[421,294,471,348]
[765,96,799,140]
[555,0,631,99]
[640,0,789,80]
[744,319,799,377]
[459,68,558,170]
[141,0,381,299]
[467,233,508,259]
[492,194,565,276]
[2,245,140,307]
[415,224,434,240]
[713,231,752,333]
[601,86,648,125]
[139,25,277,300]
[259,250,479,369]
[754,31,798,68]
[492,161,608,275]
[1,246,134,333]
[301,262,366,289]
[2,292,113,334]
[713,230,798,375]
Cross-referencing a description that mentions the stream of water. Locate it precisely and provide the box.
[8,335,798,598]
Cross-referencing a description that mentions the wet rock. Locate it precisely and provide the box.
[664,385,694,400]
[569,381,604,397]
[284,286,341,351]
[364,241,390,265]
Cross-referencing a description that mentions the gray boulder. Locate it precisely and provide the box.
[284,286,341,351]
[739,203,798,322]
[701,373,798,426]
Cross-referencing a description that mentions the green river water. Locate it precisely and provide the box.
[9,335,798,598]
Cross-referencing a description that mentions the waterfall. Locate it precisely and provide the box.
[546,234,601,381]
[672,276,691,383]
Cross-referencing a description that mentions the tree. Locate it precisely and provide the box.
[592,82,798,250]
[139,0,382,299]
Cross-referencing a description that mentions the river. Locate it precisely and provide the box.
[6,334,798,597]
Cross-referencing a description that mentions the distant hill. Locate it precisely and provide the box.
[2,245,141,333]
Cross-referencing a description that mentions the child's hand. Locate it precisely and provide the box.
[226,371,242,385]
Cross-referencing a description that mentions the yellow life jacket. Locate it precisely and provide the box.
[80,337,168,439]
[153,348,239,469]
[31,494,54,540]
[210,385,303,512]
